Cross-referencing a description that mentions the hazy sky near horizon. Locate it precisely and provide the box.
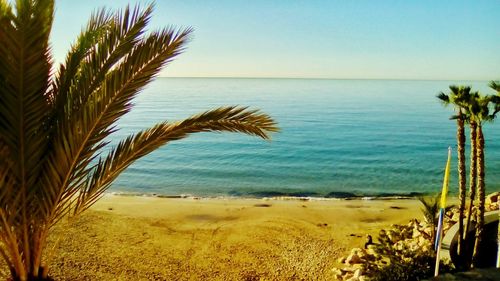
[51,0,500,80]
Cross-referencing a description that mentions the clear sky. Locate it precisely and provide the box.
[51,0,500,80]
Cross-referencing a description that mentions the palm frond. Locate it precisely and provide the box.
[71,106,278,215]
[41,5,180,220]
[53,4,153,117]
[418,194,439,224]
[0,0,53,205]
[436,92,450,104]
[0,2,56,273]
[489,81,500,92]
[49,8,113,107]
[0,144,18,210]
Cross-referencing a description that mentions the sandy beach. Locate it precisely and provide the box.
[40,195,424,280]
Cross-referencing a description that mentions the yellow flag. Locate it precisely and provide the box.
[440,147,451,208]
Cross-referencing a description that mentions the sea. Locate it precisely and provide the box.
[107,78,500,198]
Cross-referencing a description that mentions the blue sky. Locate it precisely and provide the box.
[51,0,500,80]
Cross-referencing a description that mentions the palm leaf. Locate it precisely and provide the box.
[489,81,500,92]
[49,8,113,107]
[61,4,154,114]
[0,0,55,273]
[72,106,278,215]
[436,92,450,104]
[41,5,174,220]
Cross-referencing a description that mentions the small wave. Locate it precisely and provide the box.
[105,190,428,201]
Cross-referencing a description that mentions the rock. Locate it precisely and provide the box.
[387,230,401,242]
[332,268,344,280]
[354,268,363,278]
[422,244,430,253]
[486,192,500,205]
[418,236,427,247]
[423,226,433,237]
[451,212,461,222]
[337,257,346,264]
[446,211,453,218]
[364,253,376,261]
[350,248,367,259]
[351,263,364,270]
[343,273,354,281]
[346,253,363,264]
[342,267,355,273]
[412,229,422,238]
[350,248,365,255]
[366,244,376,250]
[407,220,415,228]
[365,248,378,261]
[489,203,499,211]
[332,268,342,274]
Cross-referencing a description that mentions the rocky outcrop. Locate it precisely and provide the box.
[331,192,500,281]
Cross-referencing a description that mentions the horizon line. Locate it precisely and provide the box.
[158,76,495,82]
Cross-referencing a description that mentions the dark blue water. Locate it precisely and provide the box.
[108,78,500,197]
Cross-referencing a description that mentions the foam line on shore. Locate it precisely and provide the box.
[105,191,426,201]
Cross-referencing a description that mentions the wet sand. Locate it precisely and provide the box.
[44,195,422,280]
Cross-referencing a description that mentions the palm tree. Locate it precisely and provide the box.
[437,86,470,256]
[469,93,496,267]
[0,2,278,280]
[490,81,500,93]
[463,92,479,250]
[418,193,441,245]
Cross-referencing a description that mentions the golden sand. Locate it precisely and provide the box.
[44,195,422,280]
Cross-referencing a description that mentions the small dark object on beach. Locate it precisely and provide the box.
[157,195,184,199]
[253,203,272,207]
[350,233,356,237]
[316,223,328,227]
[360,217,385,223]
[389,206,406,210]
[365,235,373,249]
[107,207,114,211]
[301,205,307,208]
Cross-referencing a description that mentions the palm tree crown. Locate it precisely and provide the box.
[0,2,278,280]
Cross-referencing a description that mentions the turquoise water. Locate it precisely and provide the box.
[109,78,500,197]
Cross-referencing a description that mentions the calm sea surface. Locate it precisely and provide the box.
[108,78,500,197]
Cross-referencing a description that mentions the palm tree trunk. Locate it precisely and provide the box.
[472,125,485,267]
[456,115,466,257]
[465,121,477,244]
[1,224,52,281]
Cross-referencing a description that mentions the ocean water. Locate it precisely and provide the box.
[108,78,500,198]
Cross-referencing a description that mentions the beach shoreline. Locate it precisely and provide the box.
[105,190,433,201]
[43,194,428,280]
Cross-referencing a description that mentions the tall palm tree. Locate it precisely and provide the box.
[437,86,470,257]
[469,93,496,267]
[0,2,278,280]
[463,92,479,249]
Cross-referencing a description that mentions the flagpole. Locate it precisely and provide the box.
[435,147,451,277]
[434,209,444,276]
